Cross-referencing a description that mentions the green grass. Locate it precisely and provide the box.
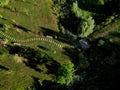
[0,0,72,89]
[0,47,70,89]
[0,53,50,89]
[0,0,57,31]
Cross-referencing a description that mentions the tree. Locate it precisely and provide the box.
[78,16,95,37]
[56,61,74,86]
[72,1,95,38]
[0,0,9,7]
[72,1,91,19]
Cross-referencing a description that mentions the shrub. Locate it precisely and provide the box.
[23,8,29,15]
[2,24,10,32]
[72,1,95,38]
[78,16,95,37]
[0,0,9,7]
[56,62,74,85]
[72,1,91,19]
[97,39,105,46]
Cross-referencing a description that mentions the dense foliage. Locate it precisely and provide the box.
[72,1,95,38]
[56,61,74,85]
[0,0,9,7]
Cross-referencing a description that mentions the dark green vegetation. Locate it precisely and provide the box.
[0,0,120,90]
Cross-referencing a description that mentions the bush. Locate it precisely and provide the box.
[2,24,10,31]
[56,62,74,86]
[97,39,105,46]
[72,1,95,38]
[79,16,95,37]
[0,0,9,7]
[72,1,91,19]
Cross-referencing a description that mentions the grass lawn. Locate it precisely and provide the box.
[0,52,52,89]
[0,0,72,89]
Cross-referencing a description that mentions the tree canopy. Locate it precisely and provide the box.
[56,61,74,85]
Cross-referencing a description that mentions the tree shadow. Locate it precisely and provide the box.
[8,45,60,74]
[13,24,31,32]
[0,18,32,32]
[45,60,60,75]
[62,46,79,68]
[84,41,120,90]
[37,45,49,51]
[58,13,80,34]
[40,27,61,36]
[29,76,41,90]
[62,39,120,90]
[96,63,120,90]
[31,76,68,90]
[8,45,47,72]
[40,27,75,45]
[102,0,120,16]
[77,1,103,13]
[0,24,3,27]
[0,65,9,71]
[109,32,120,38]
[52,0,80,34]
[0,9,32,33]
[77,0,120,23]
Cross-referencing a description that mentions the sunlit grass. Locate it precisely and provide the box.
[0,0,71,89]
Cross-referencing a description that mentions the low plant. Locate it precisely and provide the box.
[0,0,9,7]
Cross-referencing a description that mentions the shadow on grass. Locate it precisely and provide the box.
[0,17,32,32]
[77,1,120,23]
[52,0,79,34]
[40,27,61,36]
[58,13,80,34]
[13,24,31,32]
[0,65,9,71]
[61,40,120,90]
[31,76,67,90]
[58,37,120,90]
[0,24,3,27]
[30,76,41,90]
[37,45,49,51]
[8,45,43,72]
[45,60,60,74]
[62,46,79,68]
[77,1,103,14]
[8,45,60,74]
[40,27,75,45]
